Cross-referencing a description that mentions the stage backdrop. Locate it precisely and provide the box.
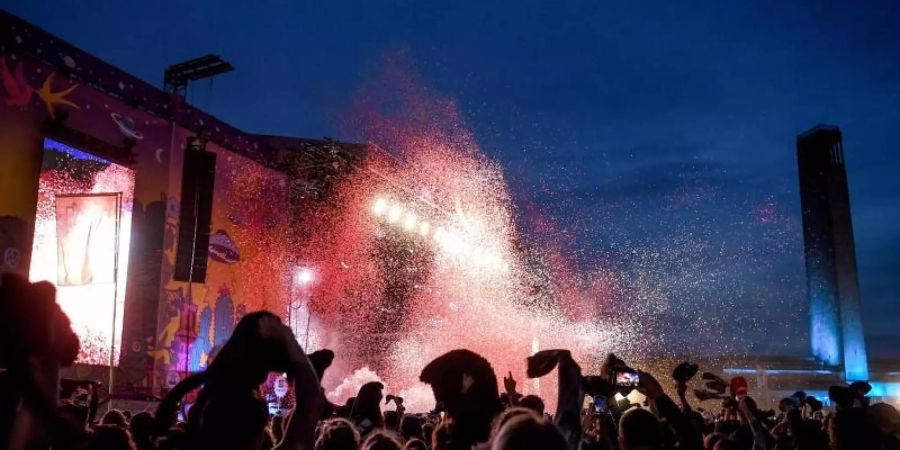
[29,139,135,366]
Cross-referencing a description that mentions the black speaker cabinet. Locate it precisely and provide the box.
[173,138,216,283]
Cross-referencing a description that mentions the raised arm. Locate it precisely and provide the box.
[639,371,704,450]
[153,372,206,435]
[265,318,325,450]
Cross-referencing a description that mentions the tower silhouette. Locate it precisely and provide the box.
[797,125,868,381]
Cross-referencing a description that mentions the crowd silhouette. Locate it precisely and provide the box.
[1,273,898,450]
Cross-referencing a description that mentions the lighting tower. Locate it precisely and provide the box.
[163,55,234,97]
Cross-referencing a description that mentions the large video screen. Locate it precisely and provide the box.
[29,138,135,366]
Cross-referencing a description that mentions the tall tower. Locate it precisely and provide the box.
[797,125,869,381]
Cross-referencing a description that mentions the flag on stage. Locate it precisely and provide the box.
[55,193,120,286]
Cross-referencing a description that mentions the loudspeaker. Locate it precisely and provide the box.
[174,138,216,283]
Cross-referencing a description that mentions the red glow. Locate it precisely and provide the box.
[287,60,633,411]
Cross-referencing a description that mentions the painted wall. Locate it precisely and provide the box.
[1,15,295,394]
[152,128,293,389]
[0,46,174,392]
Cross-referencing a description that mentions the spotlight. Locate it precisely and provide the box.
[295,267,314,285]
[387,204,403,223]
[372,197,388,215]
[403,212,417,231]
[369,198,508,272]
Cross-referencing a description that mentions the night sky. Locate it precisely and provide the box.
[9,1,899,357]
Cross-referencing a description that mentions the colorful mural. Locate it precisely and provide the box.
[0,11,297,395]
[0,216,28,273]
[1,56,80,119]
[1,56,33,107]
[153,138,293,381]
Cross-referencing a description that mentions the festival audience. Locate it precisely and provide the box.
[315,418,359,450]
[399,414,424,443]
[361,431,402,450]
[87,424,136,450]
[352,382,385,437]
[421,422,435,447]
[618,408,664,450]
[102,409,129,429]
[491,413,567,450]
[519,395,546,416]
[429,420,456,450]
[383,410,401,432]
[129,411,156,450]
[402,438,427,450]
[2,273,899,450]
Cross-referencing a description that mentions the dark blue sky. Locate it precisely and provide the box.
[10,1,899,357]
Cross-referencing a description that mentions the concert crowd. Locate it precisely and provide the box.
[1,274,898,450]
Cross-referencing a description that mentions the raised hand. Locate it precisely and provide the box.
[676,380,688,398]
[256,314,305,369]
[636,371,664,400]
[503,371,517,394]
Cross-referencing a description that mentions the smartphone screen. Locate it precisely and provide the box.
[594,396,607,413]
[615,370,640,387]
